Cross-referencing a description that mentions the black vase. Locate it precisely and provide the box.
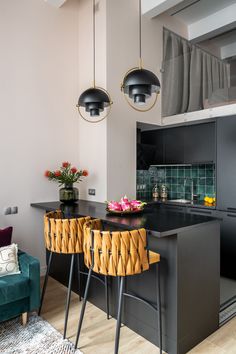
[59,184,79,204]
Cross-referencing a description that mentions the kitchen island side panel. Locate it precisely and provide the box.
[177,222,220,353]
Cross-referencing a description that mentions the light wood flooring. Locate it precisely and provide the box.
[41,277,236,354]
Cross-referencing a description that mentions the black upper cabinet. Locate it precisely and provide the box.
[217,115,236,210]
[184,123,215,164]
[137,143,156,170]
[163,127,185,164]
[141,129,164,164]
[139,121,216,168]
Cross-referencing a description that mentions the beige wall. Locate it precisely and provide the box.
[77,0,187,202]
[77,0,108,203]
[106,0,187,200]
[0,0,187,272]
[0,0,80,272]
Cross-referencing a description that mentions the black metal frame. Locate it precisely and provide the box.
[114,263,162,354]
[75,229,162,354]
[75,230,96,348]
[39,217,110,340]
[39,250,110,340]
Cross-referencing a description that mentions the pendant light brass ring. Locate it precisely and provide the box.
[77,86,113,123]
[121,67,159,112]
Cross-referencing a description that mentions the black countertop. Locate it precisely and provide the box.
[145,198,216,209]
[31,200,219,238]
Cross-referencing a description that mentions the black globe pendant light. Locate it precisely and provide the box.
[121,0,160,112]
[77,0,112,123]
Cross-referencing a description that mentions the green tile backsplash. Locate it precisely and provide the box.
[137,164,215,201]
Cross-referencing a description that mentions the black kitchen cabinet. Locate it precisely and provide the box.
[137,143,156,170]
[187,207,217,217]
[139,122,215,168]
[163,127,185,164]
[220,211,236,279]
[184,123,215,164]
[217,115,236,211]
[141,129,164,164]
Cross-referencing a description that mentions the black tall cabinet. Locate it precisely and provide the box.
[220,212,236,279]
[217,115,236,279]
[217,115,236,211]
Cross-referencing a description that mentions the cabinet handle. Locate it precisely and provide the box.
[167,205,183,210]
[227,208,236,212]
[166,206,183,211]
[189,209,212,215]
[227,214,236,218]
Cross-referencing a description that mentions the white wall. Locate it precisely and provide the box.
[0,0,80,272]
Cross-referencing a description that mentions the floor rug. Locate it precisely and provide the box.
[0,314,82,354]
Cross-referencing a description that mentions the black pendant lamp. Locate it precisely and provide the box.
[121,0,160,112]
[77,0,112,123]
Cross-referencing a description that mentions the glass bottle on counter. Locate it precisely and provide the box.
[160,184,168,200]
[152,184,159,200]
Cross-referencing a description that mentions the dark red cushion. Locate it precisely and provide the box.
[0,227,13,247]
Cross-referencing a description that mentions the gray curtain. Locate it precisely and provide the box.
[162,28,230,117]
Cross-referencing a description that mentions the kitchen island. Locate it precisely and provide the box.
[31,200,220,354]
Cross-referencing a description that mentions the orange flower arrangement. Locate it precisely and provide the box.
[44,162,88,186]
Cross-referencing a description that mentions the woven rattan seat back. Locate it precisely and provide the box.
[44,210,91,254]
[83,219,153,276]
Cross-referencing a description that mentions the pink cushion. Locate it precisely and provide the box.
[0,227,13,247]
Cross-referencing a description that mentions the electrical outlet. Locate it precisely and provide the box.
[88,189,96,196]
[11,206,18,214]
[3,206,18,215]
[3,207,11,215]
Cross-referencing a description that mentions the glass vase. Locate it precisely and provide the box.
[59,184,79,204]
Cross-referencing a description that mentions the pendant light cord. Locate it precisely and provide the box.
[139,0,142,68]
[93,0,96,87]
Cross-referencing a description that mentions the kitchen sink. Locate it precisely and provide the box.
[168,199,193,204]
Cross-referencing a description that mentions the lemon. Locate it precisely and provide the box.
[208,198,213,204]
[204,196,209,202]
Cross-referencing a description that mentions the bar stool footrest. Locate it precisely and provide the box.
[123,292,157,313]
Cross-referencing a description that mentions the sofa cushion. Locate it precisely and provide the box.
[0,244,20,277]
[0,274,30,306]
[0,227,13,247]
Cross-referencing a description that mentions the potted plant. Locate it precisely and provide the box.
[44,162,88,204]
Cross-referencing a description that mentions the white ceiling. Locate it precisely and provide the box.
[142,0,236,59]
[172,0,236,59]
[167,0,236,25]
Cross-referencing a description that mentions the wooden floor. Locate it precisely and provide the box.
[41,277,236,354]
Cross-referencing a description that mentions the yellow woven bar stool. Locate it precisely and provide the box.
[39,211,110,340]
[75,219,162,354]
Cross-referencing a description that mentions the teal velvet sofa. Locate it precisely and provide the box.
[0,250,40,323]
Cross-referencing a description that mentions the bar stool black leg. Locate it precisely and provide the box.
[38,251,53,316]
[63,254,75,339]
[114,276,124,354]
[75,267,93,349]
[117,277,120,292]
[105,276,110,319]
[77,254,82,302]
[156,263,162,354]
